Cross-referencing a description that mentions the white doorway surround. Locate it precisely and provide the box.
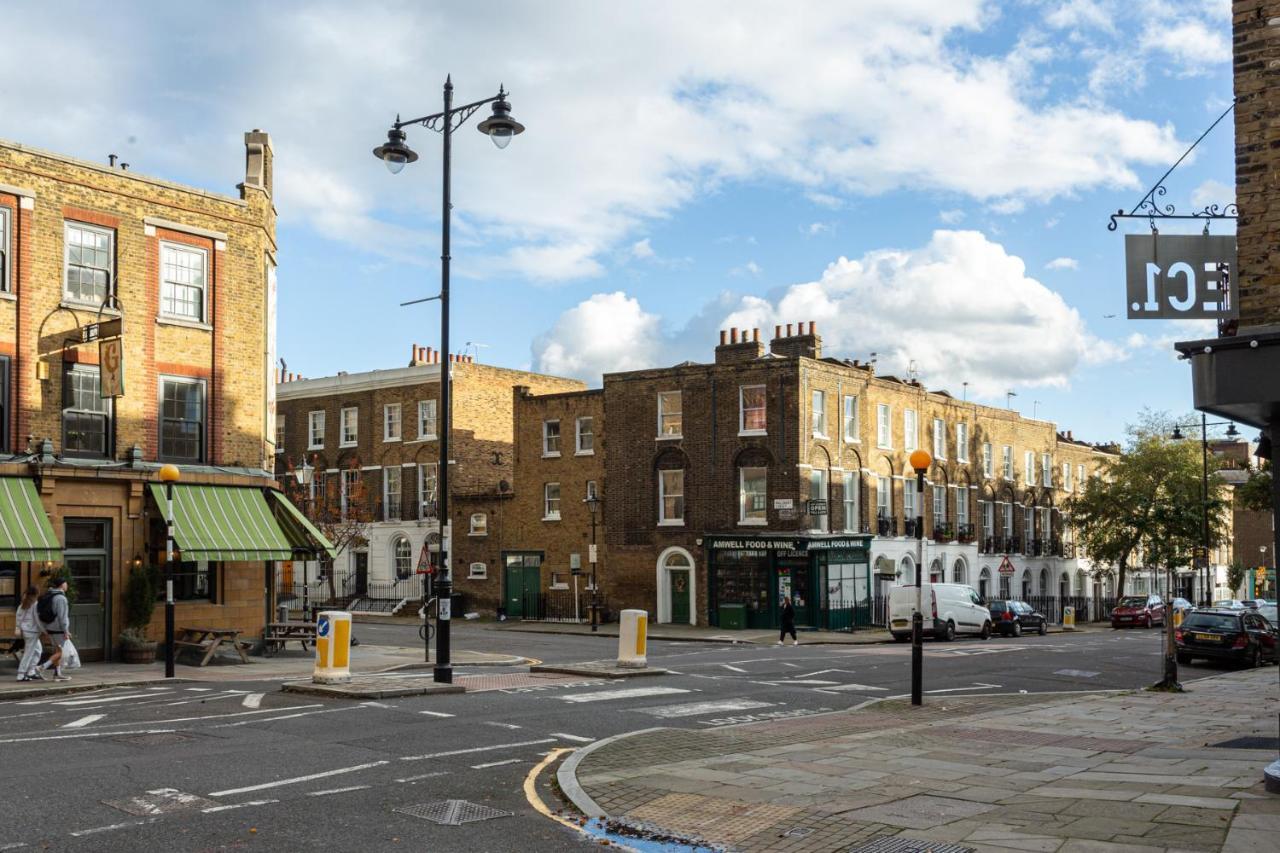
[655,546,697,625]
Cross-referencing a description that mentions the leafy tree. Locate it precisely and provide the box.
[1238,460,1272,514]
[282,458,375,603]
[1227,561,1247,597]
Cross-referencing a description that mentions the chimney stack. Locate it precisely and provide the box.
[770,318,823,360]
[715,325,765,365]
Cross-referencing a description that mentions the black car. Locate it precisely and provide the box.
[1175,608,1279,667]
[987,600,1047,637]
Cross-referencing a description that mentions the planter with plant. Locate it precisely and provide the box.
[120,564,159,664]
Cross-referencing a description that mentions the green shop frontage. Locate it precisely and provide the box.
[705,533,873,631]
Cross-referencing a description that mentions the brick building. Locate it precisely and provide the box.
[274,346,584,614]
[0,132,327,660]
[511,324,1118,628]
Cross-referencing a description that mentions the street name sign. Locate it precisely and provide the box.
[1125,234,1237,320]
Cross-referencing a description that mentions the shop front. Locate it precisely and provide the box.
[705,534,872,630]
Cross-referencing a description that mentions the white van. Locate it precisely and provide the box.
[888,583,992,642]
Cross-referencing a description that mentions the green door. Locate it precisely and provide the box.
[670,569,690,624]
[503,554,543,620]
[504,563,525,619]
[64,520,110,661]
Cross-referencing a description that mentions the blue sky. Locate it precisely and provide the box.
[0,0,1235,444]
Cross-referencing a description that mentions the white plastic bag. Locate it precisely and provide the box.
[61,638,82,670]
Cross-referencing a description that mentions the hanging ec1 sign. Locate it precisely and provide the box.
[1125,234,1237,320]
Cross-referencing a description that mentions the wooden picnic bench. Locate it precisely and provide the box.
[261,621,316,655]
[174,627,251,667]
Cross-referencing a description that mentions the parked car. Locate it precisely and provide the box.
[889,583,992,642]
[1213,600,1247,609]
[1171,597,1194,617]
[1175,608,1279,667]
[1258,603,1277,627]
[987,600,1047,637]
[1111,595,1166,629]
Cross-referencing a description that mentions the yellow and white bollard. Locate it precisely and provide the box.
[616,609,648,669]
[1062,606,1076,631]
[313,610,353,684]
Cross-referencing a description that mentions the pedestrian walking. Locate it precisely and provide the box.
[14,585,43,681]
[35,576,72,681]
[777,596,799,646]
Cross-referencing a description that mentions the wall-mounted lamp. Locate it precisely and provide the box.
[36,361,50,382]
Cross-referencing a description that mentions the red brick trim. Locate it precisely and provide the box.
[61,205,121,229]
[155,362,212,379]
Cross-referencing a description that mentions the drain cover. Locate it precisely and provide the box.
[848,837,974,853]
[113,732,197,747]
[1212,736,1279,750]
[782,826,814,838]
[395,799,511,825]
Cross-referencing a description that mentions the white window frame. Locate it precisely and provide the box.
[659,469,685,525]
[308,410,325,450]
[158,375,206,464]
[982,500,994,537]
[1041,452,1052,487]
[544,482,561,520]
[1024,450,1036,485]
[843,395,859,442]
[1063,461,1072,492]
[877,476,891,519]
[340,407,358,448]
[842,472,859,533]
[383,403,401,442]
[956,423,969,462]
[933,484,946,522]
[1002,502,1014,537]
[575,416,594,454]
[1002,445,1013,479]
[811,389,827,437]
[1077,464,1085,488]
[658,391,682,438]
[739,466,767,525]
[383,465,402,522]
[956,487,969,525]
[903,409,917,452]
[418,400,438,439]
[810,468,828,533]
[877,404,891,449]
[417,463,438,519]
[340,469,359,520]
[542,419,561,457]
[275,414,285,456]
[63,221,114,306]
[932,417,946,460]
[0,207,10,294]
[158,240,208,323]
[739,385,767,435]
[469,512,488,536]
[468,562,487,580]
[903,478,917,521]
[550,571,570,590]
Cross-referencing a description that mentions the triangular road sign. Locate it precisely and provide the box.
[998,555,1016,576]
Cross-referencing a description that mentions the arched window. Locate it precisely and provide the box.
[1039,568,1049,598]
[392,535,412,580]
[952,558,967,586]
[899,555,915,581]
[929,558,942,583]
[663,550,692,570]
[1021,570,1033,600]
[978,567,991,600]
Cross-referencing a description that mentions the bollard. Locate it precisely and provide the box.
[313,610,353,684]
[1062,606,1075,631]
[616,609,648,669]
[1173,608,1184,629]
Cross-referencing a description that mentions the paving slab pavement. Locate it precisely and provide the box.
[564,669,1280,852]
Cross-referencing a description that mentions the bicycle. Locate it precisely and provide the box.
[418,596,437,642]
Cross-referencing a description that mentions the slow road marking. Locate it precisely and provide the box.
[560,686,690,703]
[242,693,264,709]
[636,699,773,718]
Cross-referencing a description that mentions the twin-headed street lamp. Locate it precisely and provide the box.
[373,77,524,684]
[1170,416,1239,605]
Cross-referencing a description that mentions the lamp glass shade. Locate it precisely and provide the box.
[908,449,933,474]
[159,463,181,483]
[488,127,513,149]
[383,152,409,173]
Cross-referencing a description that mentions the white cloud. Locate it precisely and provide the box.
[730,260,763,277]
[939,209,965,224]
[803,222,833,236]
[1046,257,1079,270]
[630,238,655,259]
[1046,0,1116,33]
[538,231,1128,392]
[532,292,663,379]
[1140,16,1231,69]
[0,1,1194,284]
[1190,178,1234,212]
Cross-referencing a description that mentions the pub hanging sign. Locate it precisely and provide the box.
[1124,234,1237,320]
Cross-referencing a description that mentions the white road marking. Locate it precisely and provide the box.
[484,721,522,730]
[727,658,775,664]
[163,691,250,707]
[307,785,370,797]
[926,683,1002,694]
[360,701,393,709]
[822,683,889,692]
[69,819,158,837]
[797,669,855,678]
[0,842,26,850]
[636,699,773,718]
[0,728,177,745]
[62,714,105,729]
[53,692,170,707]
[419,710,454,718]
[394,771,448,783]
[185,687,213,692]
[213,707,359,728]
[472,758,523,769]
[400,738,556,762]
[242,693,264,709]
[1054,669,1100,678]
[551,733,595,743]
[201,799,279,813]
[751,679,838,686]
[560,686,690,703]
[719,664,748,673]
[209,761,390,797]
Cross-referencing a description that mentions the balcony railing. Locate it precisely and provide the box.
[957,523,975,544]
[876,514,897,537]
[903,517,919,538]
[932,522,953,542]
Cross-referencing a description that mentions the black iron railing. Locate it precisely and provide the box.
[520,589,611,624]
[819,598,875,632]
[877,515,897,537]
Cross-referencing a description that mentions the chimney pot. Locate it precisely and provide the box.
[810,321,817,335]
[786,323,793,337]
[752,328,760,342]
[730,328,739,344]
[775,324,782,339]
[719,330,726,346]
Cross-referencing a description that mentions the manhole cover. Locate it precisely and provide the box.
[848,837,974,853]
[395,799,511,825]
[113,732,198,747]
[1212,736,1280,750]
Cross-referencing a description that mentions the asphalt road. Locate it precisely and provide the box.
[0,625,1243,852]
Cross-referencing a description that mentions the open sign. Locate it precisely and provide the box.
[1125,234,1237,320]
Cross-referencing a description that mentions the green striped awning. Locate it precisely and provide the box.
[267,490,338,560]
[0,477,61,561]
[148,483,294,562]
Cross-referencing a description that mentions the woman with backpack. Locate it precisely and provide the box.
[35,576,71,681]
[14,585,43,681]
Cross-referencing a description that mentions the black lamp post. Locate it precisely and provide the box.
[908,449,931,706]
[585,491,602,632]
[158,463,180,678]
[1171,416,1239,606]
[374,77,524,684]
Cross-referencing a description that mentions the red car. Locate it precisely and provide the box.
[1111,594,1165,629]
